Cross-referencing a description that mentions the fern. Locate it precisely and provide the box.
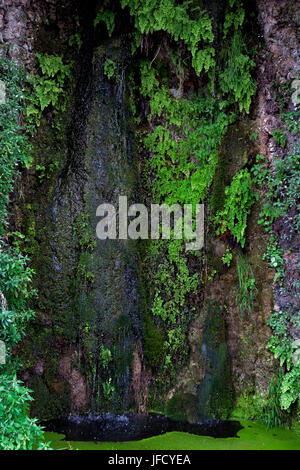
[94,8,115,36]
[26,54,72,127]
[220,30,256,113]
[215,169,256,247]
[121,0,214,74]
[280,367,300,410]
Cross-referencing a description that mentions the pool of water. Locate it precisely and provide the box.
[43,413,243,442]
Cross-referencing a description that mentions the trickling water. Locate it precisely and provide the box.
[35,36,142,414]
[74,38,142,411]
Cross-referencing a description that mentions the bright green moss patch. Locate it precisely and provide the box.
[166,393,192,422]
[143,312,164,369]
[231,389,264,421]
[44,420,300,450]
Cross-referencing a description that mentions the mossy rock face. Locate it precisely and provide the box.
[196,302,234,420]
[76,38,142,412]
[29,376,71,420]
[163,301,233,423]
[20,37,144,416]
[231,387,265,420]
[211,119,256,215]
[143,312,164,369]
[166,393,198,422]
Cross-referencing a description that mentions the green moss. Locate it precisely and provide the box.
[203,305,225,347]
[73,213,97,252]
[113,317,134,380]
[207,343,234,419]
[143,312,164,369]
[115,315,132,329]
[291,402,300,434]
[210,151,227,214]
[197,342,234,420]
[197,302,234,420]
[165,393,197,422]
[231,388,264,421]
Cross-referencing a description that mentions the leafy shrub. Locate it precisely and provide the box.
[0,373,49,450]
[0,55,49,449]
[232,388,263,420]
[0,57,33,233]
[0,249,49,449]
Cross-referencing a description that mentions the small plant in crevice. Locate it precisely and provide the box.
[272,129,286,148]
[35,161,60,182]
[221,247,233,267]
[94,5,115,36]
[259,373,287,429]
[249,130,258,141]
[102,378,115,399]
[280,109,300,135]
[207,269,217,281]
[104,58,117,80]
[100,345,112,369]
[68,33,82,51]
[73,213,97,252]
[236,254,257,319]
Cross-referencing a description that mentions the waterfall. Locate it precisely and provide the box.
[36,36,143,415]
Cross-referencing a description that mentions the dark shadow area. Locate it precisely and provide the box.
[43,413,243,442]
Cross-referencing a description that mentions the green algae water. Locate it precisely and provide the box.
[44,421,300,450]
